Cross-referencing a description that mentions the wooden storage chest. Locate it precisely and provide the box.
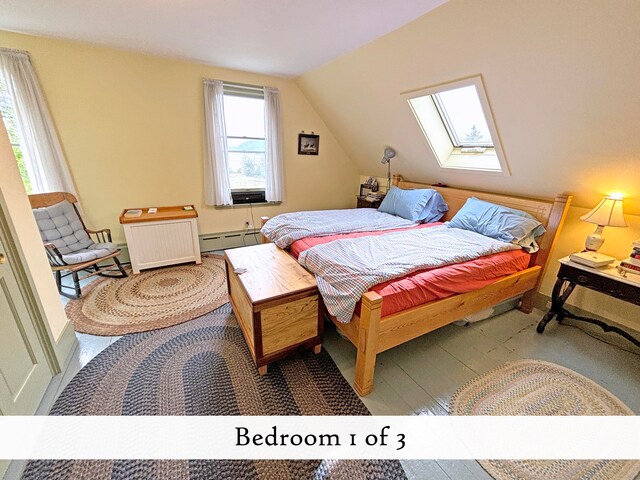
[224,243,322,374]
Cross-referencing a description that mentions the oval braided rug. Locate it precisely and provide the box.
[22,304,406,480]
[65,254,228,335]
[450,359,640,480]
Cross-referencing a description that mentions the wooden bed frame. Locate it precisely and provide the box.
[262,176,572,396]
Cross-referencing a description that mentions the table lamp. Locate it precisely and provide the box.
[579,194,627,251]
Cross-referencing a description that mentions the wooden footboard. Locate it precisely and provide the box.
[339,267,540,396]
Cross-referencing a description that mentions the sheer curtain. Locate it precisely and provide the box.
[0,48,77,195]
[263,87,285,202]
[203,79,232,206]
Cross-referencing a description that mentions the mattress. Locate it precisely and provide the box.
[290,224,531,318]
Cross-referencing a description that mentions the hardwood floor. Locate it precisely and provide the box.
[324,308,640,480]
[7,262,638,480]
[326,309,640,417]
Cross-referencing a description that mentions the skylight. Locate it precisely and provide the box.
[404,76,510,175]
[432,86,493,148]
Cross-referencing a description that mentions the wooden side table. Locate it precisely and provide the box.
[356,196,383,209]
[537,256,640,347]
[119,205,201,274]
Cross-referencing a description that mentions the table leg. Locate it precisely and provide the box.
[560,312,640,348]
[537,312,555,333]
[537,278,574,333]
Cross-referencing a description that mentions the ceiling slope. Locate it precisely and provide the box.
[0,0,446,76]
[296,0,640,214]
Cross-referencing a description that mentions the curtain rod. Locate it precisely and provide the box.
[203,78,268,91]
[0,47,31,56]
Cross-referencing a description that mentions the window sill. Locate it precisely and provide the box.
[214,201,282,209]
[437,148,509,175]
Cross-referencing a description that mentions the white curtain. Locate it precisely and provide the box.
[203,79,232,206]
[264,87,285,202]
[0,48,77,195]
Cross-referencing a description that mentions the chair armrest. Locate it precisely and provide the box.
[43,242,66,267]
[87,228,113,243]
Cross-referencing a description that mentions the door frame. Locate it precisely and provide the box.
[0,200,60,375]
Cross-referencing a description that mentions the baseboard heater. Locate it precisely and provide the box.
[199,228,261,251]
[116,228,260,262]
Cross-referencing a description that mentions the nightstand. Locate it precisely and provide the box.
[356,196,383,209]
[537,256,640,347]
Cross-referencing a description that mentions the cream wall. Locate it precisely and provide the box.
[298,0,640,329]
[0,30,360,245]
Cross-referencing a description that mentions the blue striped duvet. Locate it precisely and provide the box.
[298,226,520,323]
[261,208,417,248]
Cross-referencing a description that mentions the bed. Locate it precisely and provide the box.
[261,176,572,396]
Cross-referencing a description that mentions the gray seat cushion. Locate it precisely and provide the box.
[32,200,118,265]
[61,242,118,265]
[33,200,92,254]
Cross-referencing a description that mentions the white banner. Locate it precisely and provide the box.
[0,416,638,460]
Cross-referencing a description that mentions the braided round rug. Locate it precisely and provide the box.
[65,254,228,335]
[23,304,405,480]
[450,359,640,480]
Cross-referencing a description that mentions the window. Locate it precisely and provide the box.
[204,79,284,206]
[223,85,267,203]
[404,76,509,175]
[432,86,493,148]
[0,75,31,192]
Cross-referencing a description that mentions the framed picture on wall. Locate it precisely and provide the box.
[298,133,319,155]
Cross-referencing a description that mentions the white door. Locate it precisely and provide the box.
[0,236,52,415]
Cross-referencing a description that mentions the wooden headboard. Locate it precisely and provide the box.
[393,175,572,274]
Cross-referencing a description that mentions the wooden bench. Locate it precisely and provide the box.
[224,243,323,374]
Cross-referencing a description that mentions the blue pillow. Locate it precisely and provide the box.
[378,187,448,222]
[418,191,449,223]
[446,197,545,252]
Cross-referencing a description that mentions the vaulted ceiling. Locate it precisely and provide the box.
[0,0,446,77]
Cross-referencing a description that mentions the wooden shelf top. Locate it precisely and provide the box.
[119,205,198,224]
[225,243,317,305]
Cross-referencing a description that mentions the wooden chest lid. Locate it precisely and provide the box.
[225,243,317,305]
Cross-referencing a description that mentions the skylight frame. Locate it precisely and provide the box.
[403,75,510,176]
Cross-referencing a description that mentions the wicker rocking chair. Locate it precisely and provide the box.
[28,192,127,299]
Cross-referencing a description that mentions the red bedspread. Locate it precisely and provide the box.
[290,224,530,317]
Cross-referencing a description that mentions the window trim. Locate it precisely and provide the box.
[403,75,510,176]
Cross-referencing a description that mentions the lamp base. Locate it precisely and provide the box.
[584,225,605,252]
